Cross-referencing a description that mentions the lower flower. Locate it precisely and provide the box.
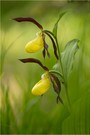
[31,71,63,104]
[20,58,63,103]
[31,72,50,96]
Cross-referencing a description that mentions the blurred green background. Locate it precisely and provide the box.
[0,1,90,134]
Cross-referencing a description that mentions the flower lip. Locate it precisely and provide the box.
[32,72,51,96]
[25,32,44,53]
[31,71,63,104]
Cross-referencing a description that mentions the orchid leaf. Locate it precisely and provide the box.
[53,11,66,37]
[61,39,79,81]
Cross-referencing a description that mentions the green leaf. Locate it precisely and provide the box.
[53,11,66,37]
[61,39,79,81]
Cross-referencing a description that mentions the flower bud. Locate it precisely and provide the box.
[25,32,44,53]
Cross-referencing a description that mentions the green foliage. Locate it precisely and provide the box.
[0,1,90,134]
[61,39,79,82]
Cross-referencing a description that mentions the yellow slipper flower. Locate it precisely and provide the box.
[25,32,44,53]
[31,72,50,96]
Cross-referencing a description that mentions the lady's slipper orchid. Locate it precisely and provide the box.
[32,72,50,96]
[14,17,64,104]
[19,58,63,103]
[25,32,44,53]
[13,17,58,59]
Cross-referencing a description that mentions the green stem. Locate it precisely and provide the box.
[64,83,72,112]
[56,36,72,112]
[44,30,72,111]
[55,37,63,70]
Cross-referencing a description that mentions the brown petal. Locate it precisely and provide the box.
[43,37,50,59]
[13,17,43,30]
[50,78,59,94]
[44,30,58,59]
[50,73,61,94]
[56,95,63,104]
[42,48,46,58]
[50,73,63,104]
[44,42,50,58]
[19,58,49,71]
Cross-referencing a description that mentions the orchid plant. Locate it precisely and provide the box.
[13,12,79,105]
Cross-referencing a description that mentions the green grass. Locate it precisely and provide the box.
[0,1,90,134]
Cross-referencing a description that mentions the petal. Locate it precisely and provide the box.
[13,17,43,30]
[25,32,44,53]
[43,30,58,59]
[19,58,49,71]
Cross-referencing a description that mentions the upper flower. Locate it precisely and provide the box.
[13,17,58,59]
[25,32,44,53]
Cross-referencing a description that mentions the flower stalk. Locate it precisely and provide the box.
[43,30,72,110]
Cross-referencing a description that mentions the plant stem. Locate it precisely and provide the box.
[55,36,72,112]
[43,30,72,111]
